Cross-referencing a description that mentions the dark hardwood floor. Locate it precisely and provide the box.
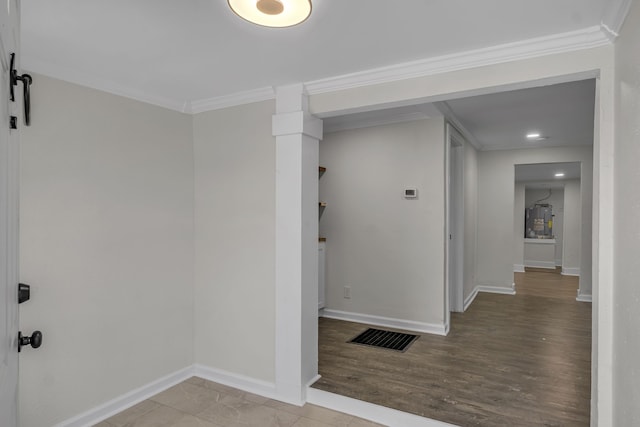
[313,268,592,426]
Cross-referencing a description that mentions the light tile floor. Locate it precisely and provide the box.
[94,377,385,427]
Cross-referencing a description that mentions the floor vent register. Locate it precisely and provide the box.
[348,328,419,352]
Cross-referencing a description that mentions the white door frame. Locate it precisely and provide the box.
[445,124,465,318]
[276,65,612,425]
[0,2,21,425]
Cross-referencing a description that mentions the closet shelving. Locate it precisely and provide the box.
[319,166,327,220]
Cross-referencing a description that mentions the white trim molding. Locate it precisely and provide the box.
[601,0,633,40]
[562,267,581,276]
[304,26,609,95]
[188,86,275,114]
[22,56,190,113]
[55,365,283,427]
[463,288,478,311]
[307,388,458,427]
[321,309,447,336]
[475,283,517,296]
[25,23,626,116]
[576,291,593,303]
[524,260,557,269]
[323,111,430,134]
[513,264,526,273]
[193,364,279,401]
[24,26,616,115]
[54,366,195,427]
[464,284,517,312]
[435,102,483,150]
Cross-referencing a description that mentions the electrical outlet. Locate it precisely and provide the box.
[344,286,351,299]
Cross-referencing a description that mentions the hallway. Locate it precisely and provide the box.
[313,269,591,426]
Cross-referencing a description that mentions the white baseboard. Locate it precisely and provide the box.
[321,309,447,336]
[462,284,516,311]
[193,364,278,400]
[476,283,517,295]
[513,264,525,273]
[576,290,593,302]
[562,267,581,276]
[524,260,557,269]
[555,259,562,266]
[307,388,457,427]
[54,366,195,427]
[463,288,478,311]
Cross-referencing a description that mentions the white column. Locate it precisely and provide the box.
[273,84,323,404]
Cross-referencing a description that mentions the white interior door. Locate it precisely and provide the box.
[0,2,20,426]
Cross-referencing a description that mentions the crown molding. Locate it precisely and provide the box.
[188,86,275,114]
[304,26,610,95]
[324,111,431,134]
[434,101,483,150]
[24,24,617,115]
[601,0,633,40]
[22,56,189,113]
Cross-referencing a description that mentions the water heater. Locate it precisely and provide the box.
[525,204,553,238]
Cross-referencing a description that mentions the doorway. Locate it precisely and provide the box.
[446,124,464,315]
[296,75,598,426]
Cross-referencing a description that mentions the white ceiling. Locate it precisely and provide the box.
[21,0,625,111]
[444,79,596,151]
[515,162,582,185]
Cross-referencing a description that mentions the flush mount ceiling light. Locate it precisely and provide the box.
[526,132,549,141]
[228,0,312,28]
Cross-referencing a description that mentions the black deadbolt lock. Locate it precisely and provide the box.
[18,283,30,304]
[18,331,42,352]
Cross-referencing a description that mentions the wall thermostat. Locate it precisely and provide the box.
[404,188,418,199]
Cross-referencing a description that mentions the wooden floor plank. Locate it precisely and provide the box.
[313,269,591,426]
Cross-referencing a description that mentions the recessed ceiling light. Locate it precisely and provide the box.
[526,133,541,139]
[554,173,565,178]
[228,0,312,27]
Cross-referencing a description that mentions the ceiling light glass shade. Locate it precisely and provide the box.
[228,0,312,28]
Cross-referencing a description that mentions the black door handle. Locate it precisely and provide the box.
[9,53,33,126]
[18,331,42,352]
[21,73,32,126]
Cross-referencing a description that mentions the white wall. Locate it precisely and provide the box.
[319,118,446,329]
[513,183,525,271]
[613,0,640,424]
[524,187,564,264]
[463,140,478,301]
[476,147,593,294]
[17,42,621,426]
[562,179,581,273]
[19,75,195,426]
[193,100,276,382]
